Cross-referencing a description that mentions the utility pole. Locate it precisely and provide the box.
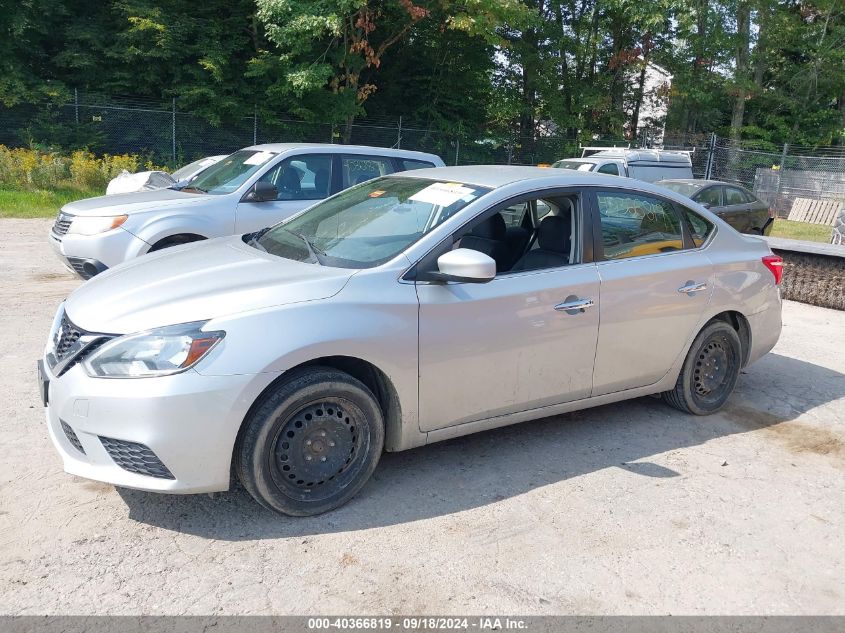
[253,105,258,145]
[171,98,177,164]
[705,132,716,180]
[74,88,79,125]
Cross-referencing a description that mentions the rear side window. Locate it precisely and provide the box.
[401,159,435,171]
[724,187,746,205]
[680,206,715,247]
[596,191,684,260]
[742,189,758,203]
[696,186,721,207]
[341,155,394,189]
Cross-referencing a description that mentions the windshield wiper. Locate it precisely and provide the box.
[180,186,207,194]
[245,226,271,251]
[287,230,326,265]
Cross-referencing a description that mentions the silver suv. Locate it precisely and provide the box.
[49,144,444,278]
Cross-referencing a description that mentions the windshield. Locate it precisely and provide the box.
[185,150,277,195]
[172,157,217,181]
[656,181,702,198]
[552,160,595,171]
[254,177,491,269]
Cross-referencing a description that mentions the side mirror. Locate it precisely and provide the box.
[243,181,277,203]
[426,248,496,283]
[699,202,712,210]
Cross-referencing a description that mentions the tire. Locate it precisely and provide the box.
[236,367,385,516]
[148,234,204,252]
[662,321,742,415]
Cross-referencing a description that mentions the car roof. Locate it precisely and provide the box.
[391,164,640,188]
[242,143,440,160]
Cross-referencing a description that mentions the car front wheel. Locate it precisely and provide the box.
[236,367,385,516]
[662,321,742,415]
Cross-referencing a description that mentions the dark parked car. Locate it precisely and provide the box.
[657,179,774,236]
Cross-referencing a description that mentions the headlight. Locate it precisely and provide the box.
[67,215,128,236]
[83,321,225,378]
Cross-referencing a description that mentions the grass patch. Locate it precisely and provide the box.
[0,188,100,218]
[770,219,833,243]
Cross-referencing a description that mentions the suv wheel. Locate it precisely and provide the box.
[663,321,742,415]
[236,367,385,516]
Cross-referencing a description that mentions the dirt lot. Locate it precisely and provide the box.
[1,218,843,615]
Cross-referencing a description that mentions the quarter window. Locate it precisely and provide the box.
[341,155,394,189]
[680,207,715,247]
[596,191,684,260]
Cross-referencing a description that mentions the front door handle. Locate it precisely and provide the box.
[554,297,595,314]
[678,281,707,294]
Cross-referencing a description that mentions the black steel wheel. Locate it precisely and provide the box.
[663,321,742,415]
[236,367,384,516]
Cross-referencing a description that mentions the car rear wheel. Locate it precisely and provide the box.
[662,321,742,415]
[236,367,384,516]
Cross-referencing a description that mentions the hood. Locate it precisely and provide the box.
[65,236,356,333]
[61,188,216,217]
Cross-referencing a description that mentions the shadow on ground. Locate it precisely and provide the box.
[117,352,844,539]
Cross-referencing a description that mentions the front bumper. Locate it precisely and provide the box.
[49,227,149,279]
[42,360,276,494]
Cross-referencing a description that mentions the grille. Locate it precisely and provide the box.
[54,314,85,361]
[60,420,86,455]
[99,437,175,480]
[52,212,73,237]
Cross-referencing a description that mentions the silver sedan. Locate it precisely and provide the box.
[39,166,784,516]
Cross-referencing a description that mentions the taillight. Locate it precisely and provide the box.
[768,207,776,219]
[762,254,783,285]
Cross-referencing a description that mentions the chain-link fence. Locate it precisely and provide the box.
[2,92,845,216]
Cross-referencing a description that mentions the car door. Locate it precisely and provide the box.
[720,186,755,233]
[589,188,714,396]
[415,190,601,432]
[235,154,334,233]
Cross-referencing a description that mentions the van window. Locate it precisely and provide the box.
[627,165,694,183]
[341,156,394,189]
[597,163,620,176]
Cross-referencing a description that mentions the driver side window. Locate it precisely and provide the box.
[457,195,580,275]
[258,155,333,201]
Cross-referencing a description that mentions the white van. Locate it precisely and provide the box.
[49,144,445,278]
[552,148,694,182]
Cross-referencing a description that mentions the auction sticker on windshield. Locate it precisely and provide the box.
[243,151,276,165]
[409,182,476,207]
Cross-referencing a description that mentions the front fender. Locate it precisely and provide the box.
[128,213,228,252]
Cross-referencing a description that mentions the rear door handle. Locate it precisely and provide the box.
[678,281,707,294]
[554,297,595,313]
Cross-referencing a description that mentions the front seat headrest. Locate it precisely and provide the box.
[537,215,571,253]
[469,213,507,241]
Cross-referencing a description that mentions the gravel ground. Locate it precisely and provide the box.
[0,218,843,615]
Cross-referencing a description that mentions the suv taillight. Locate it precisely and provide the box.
[762,254,783,285]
